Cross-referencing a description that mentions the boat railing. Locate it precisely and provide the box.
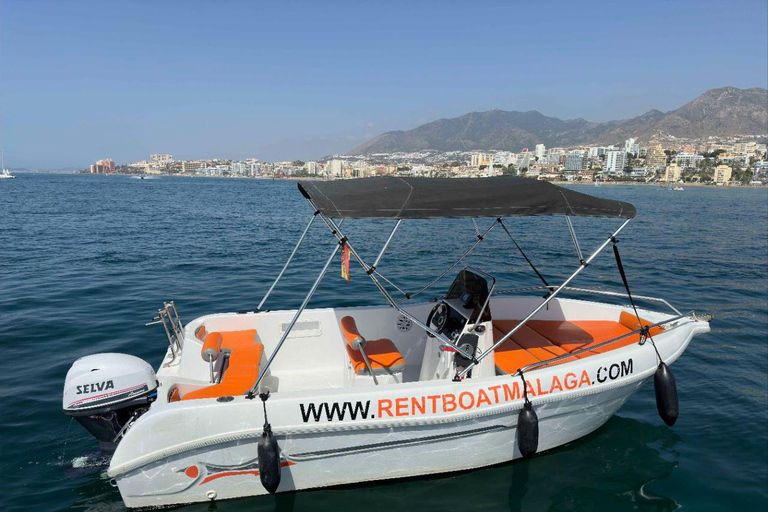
[146,301,184,363]
[492,285,682,316]
[514,310,697,375]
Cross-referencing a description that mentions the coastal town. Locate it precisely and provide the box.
[87,133,768,186]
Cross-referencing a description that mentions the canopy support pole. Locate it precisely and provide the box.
[407,218,500,300]
[368,219,402,275]
[457,218,632,378]
[565,216,585,264]
[308,201,476,362]
[249,239,342,394]
[257,212,318,311]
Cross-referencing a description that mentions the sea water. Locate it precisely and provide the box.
[1,174,766,511]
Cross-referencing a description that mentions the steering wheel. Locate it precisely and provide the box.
[426,301,450,337]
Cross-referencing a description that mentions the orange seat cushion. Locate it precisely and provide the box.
[492,313,662,374]
[345,339,406,375]
[619,311,665,337]
[340,316,405,375]
[525,320,631,353]
[182,329,263,400]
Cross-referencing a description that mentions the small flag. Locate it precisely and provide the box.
[341,243,351,282]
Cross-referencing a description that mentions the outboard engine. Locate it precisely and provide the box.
[63,353,157,452]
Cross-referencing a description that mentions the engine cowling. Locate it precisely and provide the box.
[63,353,157,451]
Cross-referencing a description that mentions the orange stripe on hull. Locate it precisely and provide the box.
[198,462,295,486]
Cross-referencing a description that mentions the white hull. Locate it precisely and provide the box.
[105,297,709,509]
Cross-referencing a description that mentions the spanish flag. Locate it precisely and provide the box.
[341,242,351,282]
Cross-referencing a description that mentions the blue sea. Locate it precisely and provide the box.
[1,174,766,511]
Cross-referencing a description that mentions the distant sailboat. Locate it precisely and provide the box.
[0,151,16,179]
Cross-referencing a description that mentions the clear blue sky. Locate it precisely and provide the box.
[1,0,766,168]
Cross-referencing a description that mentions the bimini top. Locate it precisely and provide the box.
[298,176,636,219]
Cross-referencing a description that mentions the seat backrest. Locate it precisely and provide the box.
[619,312,664,337]
[340,316,365,350]
[201,332,223,362]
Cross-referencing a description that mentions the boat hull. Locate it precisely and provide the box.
[109,315,707,509]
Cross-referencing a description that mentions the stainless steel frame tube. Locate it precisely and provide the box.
[458,218,632,377]
[250,240,342,393]
[257,213,317,311]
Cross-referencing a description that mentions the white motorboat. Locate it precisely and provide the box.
[63,177,710,509]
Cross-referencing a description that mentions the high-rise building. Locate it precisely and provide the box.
[565,152,588,171]
[646,144,667,169]
[663,163,682,182]
[624,138,636,155]
[714,165,732,184]
[327,160,343,177]
[91,158,115,173]
[547,152,563,165]
[604,150,626,173]
[535,144,546,159]
[470,153,489,167]
[306,161,318,175]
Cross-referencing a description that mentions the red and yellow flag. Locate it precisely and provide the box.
[341,243,351,282]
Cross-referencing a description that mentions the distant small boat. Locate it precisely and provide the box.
[0,150,15,179]
[673,186,684,191]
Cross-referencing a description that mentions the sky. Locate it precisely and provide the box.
[1,0,766,169]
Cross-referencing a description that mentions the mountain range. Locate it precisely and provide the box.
[349,87,768,155]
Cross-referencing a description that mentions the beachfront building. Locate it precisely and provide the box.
[565,152,588,171]
[675,152,704,169]
[535,144,546,159]
[604,150,626,174]
[714,165,732,185]
[306,161,318,175]
[327,159,343,177]
[646,144,667,169]
[90,158,115,174]
[663,163,682,182]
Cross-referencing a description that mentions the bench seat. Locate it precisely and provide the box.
[492,312,663,374]
[181,329,263,400]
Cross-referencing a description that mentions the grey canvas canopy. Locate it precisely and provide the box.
[297,176,636,219]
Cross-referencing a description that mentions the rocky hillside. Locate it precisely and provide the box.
[349,87,767,154]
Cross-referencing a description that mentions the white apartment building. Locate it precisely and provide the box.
[604,150,626,173]
[675,153,704,169]
[327,160,343,177]
[535,144,546,159]
[306,161,318,175]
